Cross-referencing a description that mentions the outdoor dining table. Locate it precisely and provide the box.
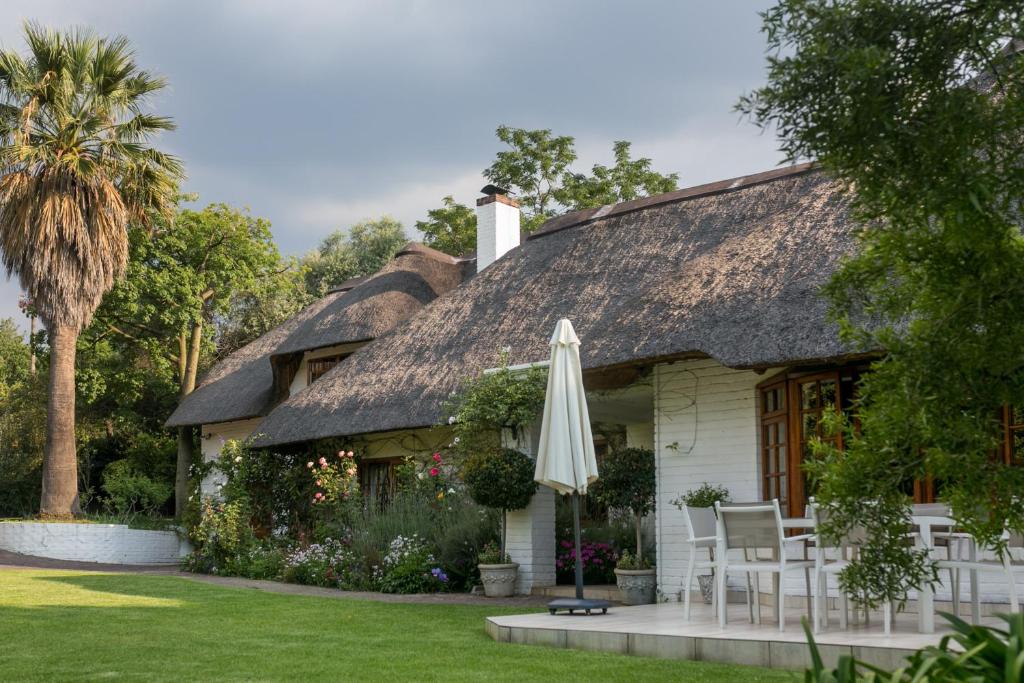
[779,513,954,633]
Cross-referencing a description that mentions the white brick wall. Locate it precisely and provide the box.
[0,522,189,565]
[652,358,1024,606]
[654,359,772,600]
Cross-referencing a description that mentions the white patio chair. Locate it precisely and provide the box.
[935,528,1022,623]
[681,505,754,622]
[810,501,894,634]
[714,499,814,631]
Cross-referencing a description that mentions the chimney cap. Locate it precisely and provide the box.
[480,183,509,196]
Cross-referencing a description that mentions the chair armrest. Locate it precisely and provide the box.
[785,533,815,544]
[689,535,718,543]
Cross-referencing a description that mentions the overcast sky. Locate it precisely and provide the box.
[0,0,784,331]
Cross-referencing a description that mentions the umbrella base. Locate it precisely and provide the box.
[546,598,612,616]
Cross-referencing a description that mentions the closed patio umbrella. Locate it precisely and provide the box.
[535,318,610,615]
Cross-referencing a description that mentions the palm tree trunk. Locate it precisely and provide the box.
[40,325,80,517]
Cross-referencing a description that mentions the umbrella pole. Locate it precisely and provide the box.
[573,491,584,600]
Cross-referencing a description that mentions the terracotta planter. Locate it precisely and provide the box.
[615,567,657,605]
[478,562,519,597]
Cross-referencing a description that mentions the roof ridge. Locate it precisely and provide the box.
[528,161,819,240]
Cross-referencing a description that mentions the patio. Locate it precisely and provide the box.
[485,598,989,671]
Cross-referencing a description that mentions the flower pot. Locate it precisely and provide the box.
[614,567,657,605]
[697,574,715,604]
[478,563,519,597]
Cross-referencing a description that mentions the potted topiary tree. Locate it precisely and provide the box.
[590,447,657,605]
[462,448,538,597]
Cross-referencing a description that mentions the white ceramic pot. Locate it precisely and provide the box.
[478,562,519,597]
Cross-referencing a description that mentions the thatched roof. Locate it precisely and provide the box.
[272,244,470,358]
[252,163,860,447]
[164,293,342,428]
[165,243,471,428]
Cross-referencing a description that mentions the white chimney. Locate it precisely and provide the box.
[475,184,520,271]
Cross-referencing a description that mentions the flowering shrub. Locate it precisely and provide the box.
[308,450,359,505]
[556,539,618,584]
[182,498,255,574]
[374,534,448,594]
[282,538,368,589]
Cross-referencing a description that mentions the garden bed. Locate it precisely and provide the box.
[0,520,189,565]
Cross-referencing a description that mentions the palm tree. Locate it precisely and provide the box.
[0,23,183,517]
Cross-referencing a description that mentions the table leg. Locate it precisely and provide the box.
[918,522,935,634]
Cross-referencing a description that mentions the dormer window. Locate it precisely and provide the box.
[308,354,348,384]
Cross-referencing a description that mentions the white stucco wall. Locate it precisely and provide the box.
[199,418,262,497]
[626,422,655,450]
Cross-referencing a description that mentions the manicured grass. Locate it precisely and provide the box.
[0,569,796,682]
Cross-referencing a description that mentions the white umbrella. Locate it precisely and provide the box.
[534,318,608,614]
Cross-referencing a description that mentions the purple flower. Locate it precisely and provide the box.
[431,567,448,583]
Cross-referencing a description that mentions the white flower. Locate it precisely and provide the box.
[448,415,456,424]
[452,437,460,445]
[234,456,242,463]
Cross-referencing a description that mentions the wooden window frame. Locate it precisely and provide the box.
[307,354,347,385]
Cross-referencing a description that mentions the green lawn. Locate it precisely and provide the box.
[0,569,796,682]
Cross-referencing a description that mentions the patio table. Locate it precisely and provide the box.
[913,513,955,633]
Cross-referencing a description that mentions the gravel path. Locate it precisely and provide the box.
[0,549,552,607]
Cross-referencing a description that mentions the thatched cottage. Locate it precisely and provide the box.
[170,162,1023,602]
[165,243,474,497]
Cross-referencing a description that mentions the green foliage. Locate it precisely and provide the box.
[590,447,656,562]
[740,1,1024,605]
[560,141,678,209]
[672,483,731,510]
[416,196,476,256]
[590,448,656,519]
[184,498,256,574]
[375,534,448,594]
[0,319,29,400]
[804,612,1024,682]
[101,459,172,518]
[616,549,652,571]
[445,355,548,456]
[483,127,679,233]
[303,216,408,296]
[477,541,510,565]
[462,448,538,514]
[484,125,577,232]
[0,323,46,516]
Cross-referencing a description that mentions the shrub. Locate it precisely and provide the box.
[672,483,730,510]
[462,448,538,558]
[556,538,618,584]
[804,612,1024,681]
[183,499,255,574]
[375,534,447,594]
[101,459,172,517]
[589,447,655,565]
[282,539,367,589]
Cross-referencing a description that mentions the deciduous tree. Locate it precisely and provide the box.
[739,0,1024,606]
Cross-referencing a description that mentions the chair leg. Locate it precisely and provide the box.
[1004,553,1019,613]
[814,571,827,633]
[776,570,785,632]
[839,592,849,630]
[804,566,812,621]
[717,566,728,628]
[951,568,960,618]
[883,601,892,635]
[684,552,695,622]
[969,542,980,624]
[750,572,761,625]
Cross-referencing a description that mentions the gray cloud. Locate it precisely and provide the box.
[0,0,783,329]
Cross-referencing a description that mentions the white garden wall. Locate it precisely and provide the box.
[0,522,189,565]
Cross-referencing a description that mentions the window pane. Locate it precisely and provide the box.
[821,379,837,407]
[777,422,786,444]
[801,382,818,409]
